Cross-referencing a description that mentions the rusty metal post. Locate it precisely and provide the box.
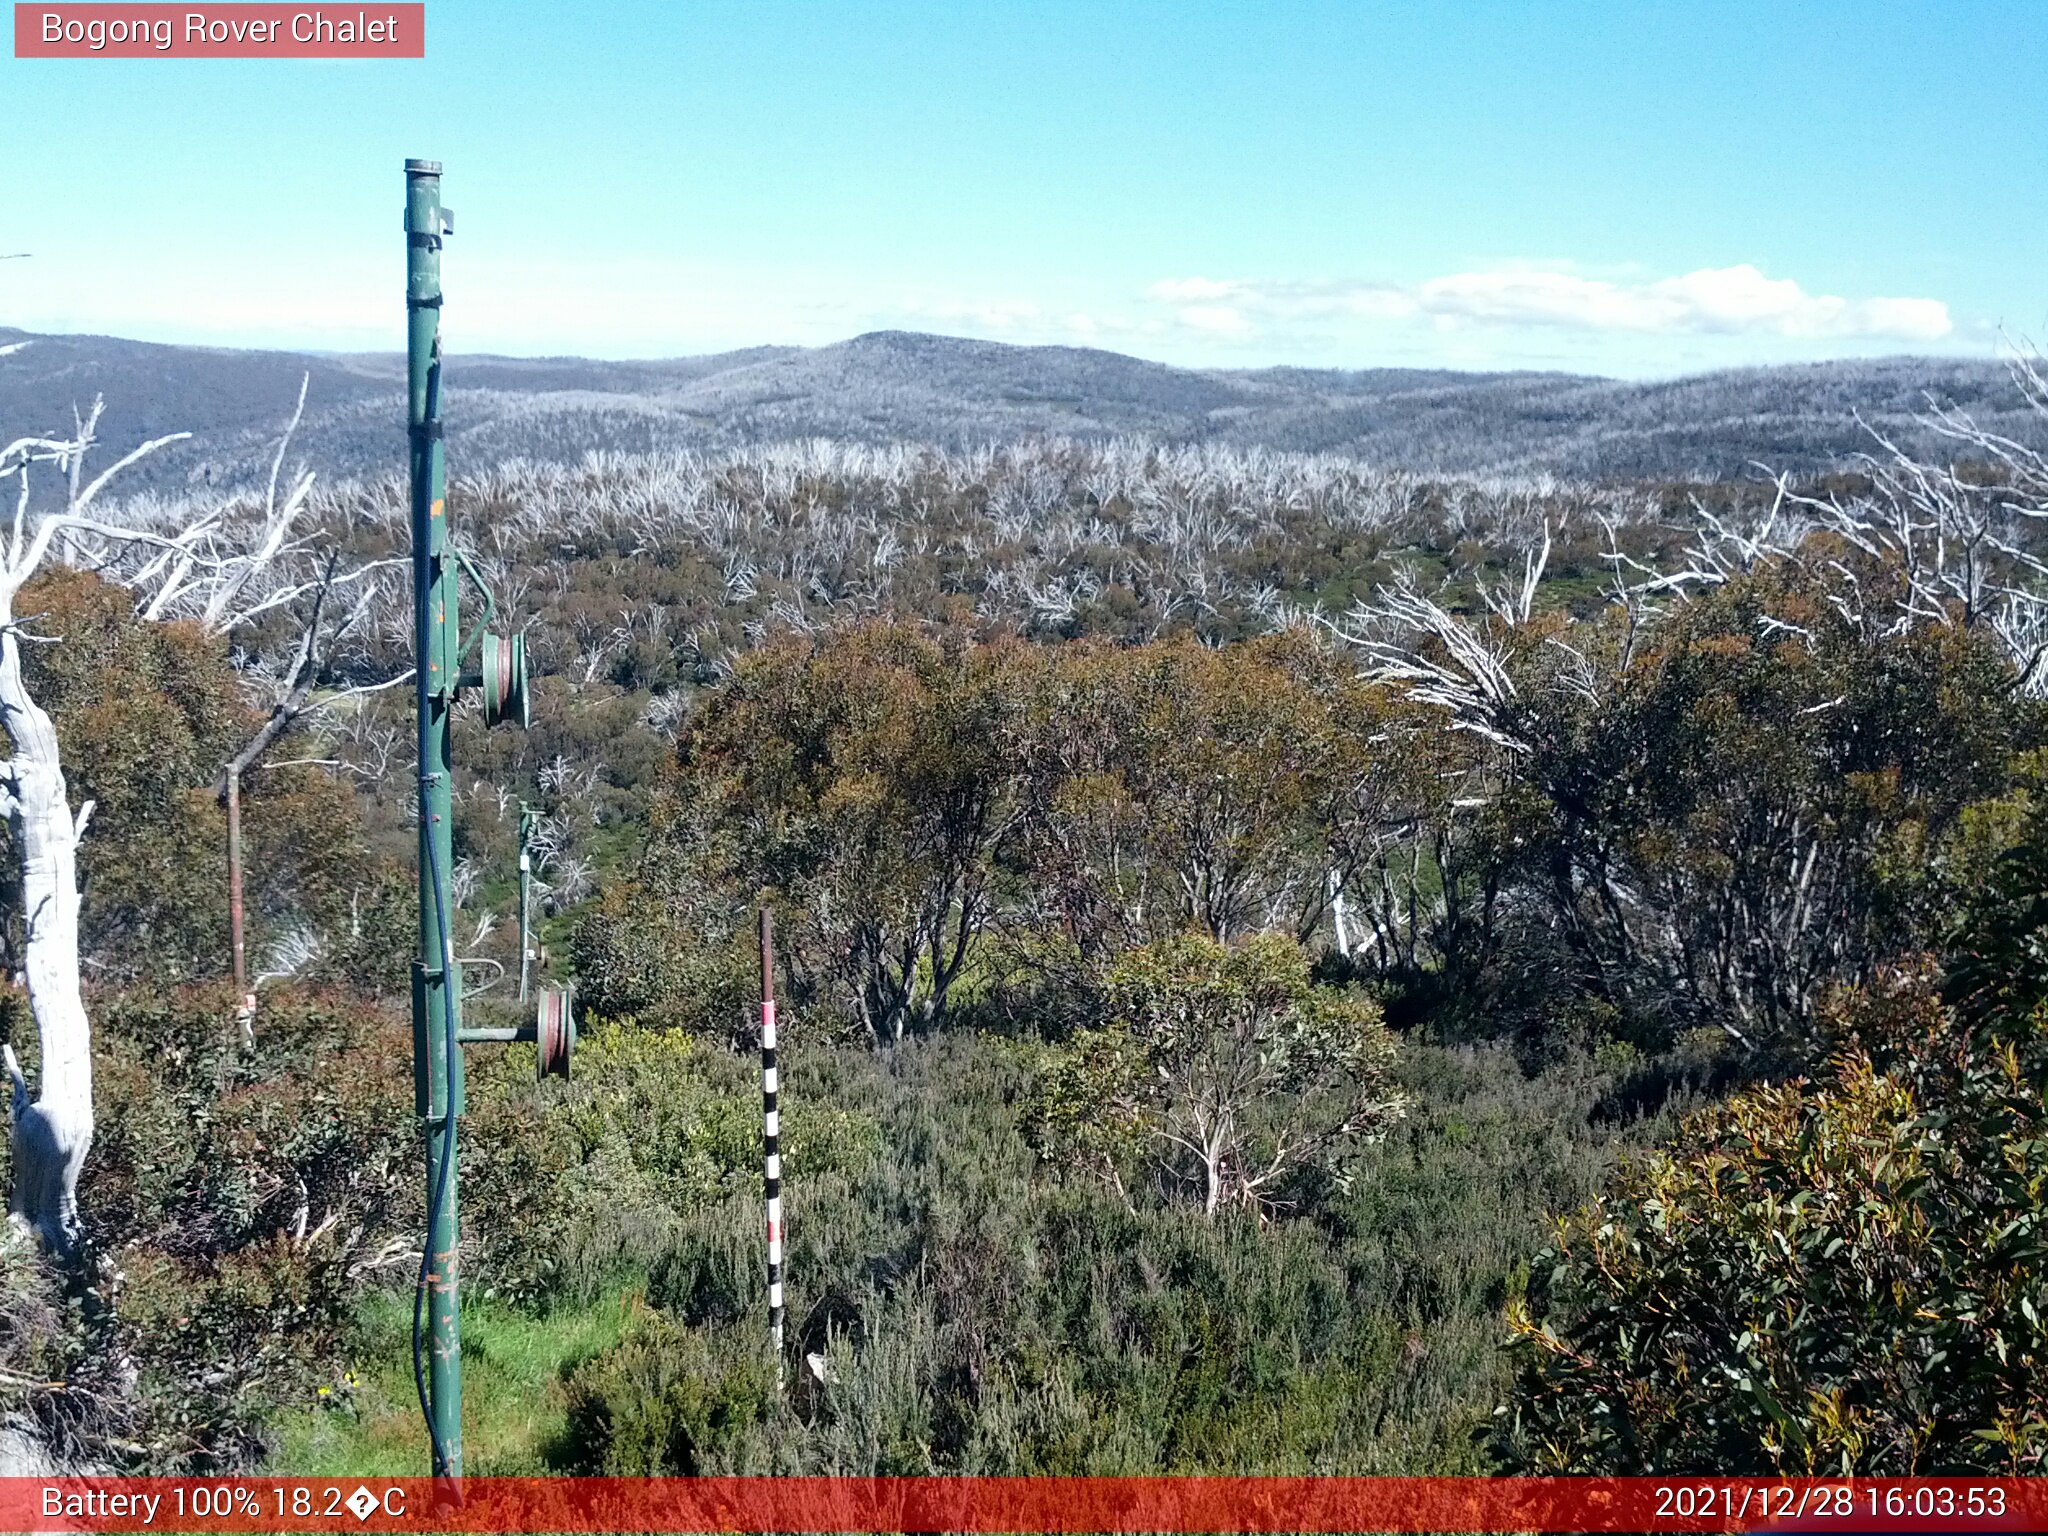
[226,766,252,1041]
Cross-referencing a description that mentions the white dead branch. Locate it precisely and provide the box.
[0,398,196,1255]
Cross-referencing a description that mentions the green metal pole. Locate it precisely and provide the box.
[406,157,464,1482]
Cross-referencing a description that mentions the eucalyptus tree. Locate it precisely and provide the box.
[1027,931,1407,1217]
[676,623,1028,1046]
[1010,633,1379,960]
[1340,369,2048,1056]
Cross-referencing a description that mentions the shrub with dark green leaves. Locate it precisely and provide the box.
[1495,963,2048,1473]
[567,881,755,1043]
[461,1021,882,1307]
[80,984,415,1469]
[1944,754,2048,1031]
[556,1306,778,1474]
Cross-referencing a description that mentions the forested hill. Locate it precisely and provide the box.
[0,324,2036,488]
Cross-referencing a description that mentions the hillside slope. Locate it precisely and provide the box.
[0,326,2034,489]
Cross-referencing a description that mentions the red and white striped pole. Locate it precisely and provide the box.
[759,907,784,1392]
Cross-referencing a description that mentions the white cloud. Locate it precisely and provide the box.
[1146,264,1953,344]
[1148,277,1242,303]
[1,242,1959,377]
[1173,303,1254,337]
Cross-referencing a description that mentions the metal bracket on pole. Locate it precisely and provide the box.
[455,994,575,1080]
[452,546,496,668]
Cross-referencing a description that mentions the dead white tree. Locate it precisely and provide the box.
[1793,373,2048,689]
[1327,548,1541,756]
[0,389,195,1256]
[212,555,406,1039]
[0,372,393,1244]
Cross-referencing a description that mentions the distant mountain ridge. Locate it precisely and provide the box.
[0,325,2036,491]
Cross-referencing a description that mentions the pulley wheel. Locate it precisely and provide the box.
[480,631,531,729]
[535,986,575,1081]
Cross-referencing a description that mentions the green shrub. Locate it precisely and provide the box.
[568,882,754,1042]
[461,1021,881,1307]
[1028,933,1406,1216]
[480,1031,1630,1476]
[556,1307,778,1473]
[1495,963,2048,1474]
[80,984,414,1469]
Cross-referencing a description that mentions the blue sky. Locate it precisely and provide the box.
[1,0,2041,376]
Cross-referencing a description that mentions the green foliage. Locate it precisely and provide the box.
[308,854,415,998]
[619,574,2033,1076]
[1008,633,1396,956]
[1943,753,2048,1029]
[556,1306,778,1474]
[1023,1025,1151,1198]
[672,624,1025,1045]
[1,568,244,978]
[1485,551,2033,1062]
[461,1021,881,1308]
[1029,932,1407,1215]
[634,628,1436,1046]
[50,984,416,1469]
[568,881,754,1042]
[1495,963,2048,1473]
[487,1031,1630,1476]
[266,1285,647,1476]
[0,568,395,987]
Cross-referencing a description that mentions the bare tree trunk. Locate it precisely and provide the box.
[0,385,207,1258]
[0,594,93,1259]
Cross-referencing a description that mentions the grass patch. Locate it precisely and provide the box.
[265,1283,645,1475]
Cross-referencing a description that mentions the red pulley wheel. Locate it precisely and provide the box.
[535,986,575,1080]
[480,632,531,729]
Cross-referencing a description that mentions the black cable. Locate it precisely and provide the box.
[412,772,461,1479]
[407,321,457,1482]
[408,315,470,1489]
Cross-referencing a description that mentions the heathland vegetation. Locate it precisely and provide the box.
[3,356,2048,1474]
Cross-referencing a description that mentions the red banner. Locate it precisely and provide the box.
[13,4,424,58]
[0,1476,2042,1532]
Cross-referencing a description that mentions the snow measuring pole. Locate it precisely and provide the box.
[406,158,575,1481]
[760,908,785,1392]
[518,802,536,1002]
